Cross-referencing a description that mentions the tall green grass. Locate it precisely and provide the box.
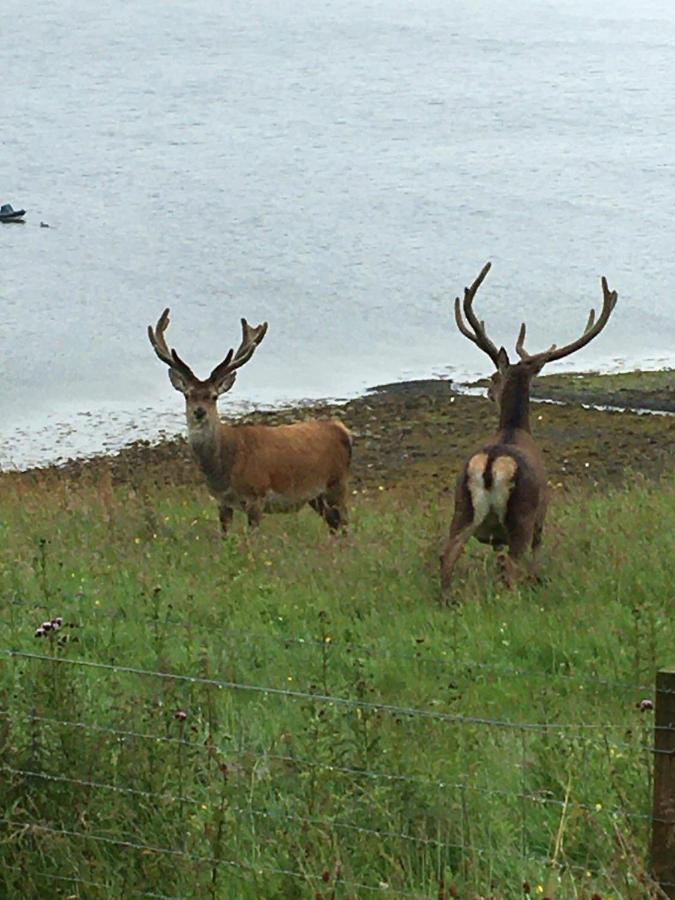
[0,473,672,898]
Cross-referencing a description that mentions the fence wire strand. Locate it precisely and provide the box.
[1,864,178,899]
[0,705,657,766]
[0,718,663,823]
[0,815,615,892]
[3,650,671,894]
[9,649,671,732]
[8,762,668,841]
[5,598,661,693]
[0,817,426,897]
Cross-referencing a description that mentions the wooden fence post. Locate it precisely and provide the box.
[651,668,675,898]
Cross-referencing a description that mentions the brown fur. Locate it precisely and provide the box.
[441,365,548,598]
[189,417,352,534]
[441,262,617,600]
[148,309,352,536]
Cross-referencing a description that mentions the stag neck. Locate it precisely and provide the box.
[498,366,533,434]
[187,418,237,492]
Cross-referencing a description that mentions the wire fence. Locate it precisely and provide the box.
[5,649,669,732]
[0,706,659,804]
[1,644,672,898]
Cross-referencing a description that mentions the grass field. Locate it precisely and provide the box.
[0,460,673,898]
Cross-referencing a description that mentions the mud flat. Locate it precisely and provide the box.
[529,368,673,413]
[3,370,672,498]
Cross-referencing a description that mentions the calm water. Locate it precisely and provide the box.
[2,0,674,469]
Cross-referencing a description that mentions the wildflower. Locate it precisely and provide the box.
[174,710,188,722]
[637,698,653,711]
[321,870,330,882]
[34,627,45,638]
[51,617,63,630]
[41,621,53,632]
[522,883,531,895]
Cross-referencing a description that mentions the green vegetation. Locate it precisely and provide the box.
[0,465,672,898]
[532,369,675,413]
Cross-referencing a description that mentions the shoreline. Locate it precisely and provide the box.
[0,361,672,475]
[2,368,672,494]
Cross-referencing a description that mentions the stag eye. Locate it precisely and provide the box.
[211,393,218,401]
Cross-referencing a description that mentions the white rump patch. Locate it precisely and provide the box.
[467,453,517,526]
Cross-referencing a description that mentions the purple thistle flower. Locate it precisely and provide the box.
[41,621,53,632]
[34,627,46,638]
[637,698,654,711]
[174,710,188,722]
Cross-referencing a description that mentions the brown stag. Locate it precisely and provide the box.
[440,262,618,599]
[148,310,351,535]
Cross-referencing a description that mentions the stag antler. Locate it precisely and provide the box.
[208,318,269,384]
[515,277,618,365]
[148,308,197,382]
[453,261,501,366]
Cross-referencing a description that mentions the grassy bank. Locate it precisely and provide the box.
[0,464,673,897]
[1,371,673,897]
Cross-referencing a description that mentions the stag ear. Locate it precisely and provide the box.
[211,371,237,397]
[496,346,510,372]
[168,368,190,394]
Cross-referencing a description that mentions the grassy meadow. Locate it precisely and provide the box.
[0,375,673,898]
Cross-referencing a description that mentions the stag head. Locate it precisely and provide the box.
[148,309,268,429]
[454,262,618,409]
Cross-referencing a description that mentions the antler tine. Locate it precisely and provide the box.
[209,318,269,383]
[523,276,618,366]
[453,262,501,365]
[515,322,529,359]
[147,308,197,381]
[515,321,556,361]
[454,296,479,342]
[147,308,173,364]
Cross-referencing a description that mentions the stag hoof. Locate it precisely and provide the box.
[439,587,457,608]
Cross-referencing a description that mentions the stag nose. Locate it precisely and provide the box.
[194,407,206,421]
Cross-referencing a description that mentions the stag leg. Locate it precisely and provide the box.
[531,521,543,552]
[246,503,263,530]
[440,525,475,602]
[440,478,476,603]
[323,479,349,533]
[218,504,233,537]
[499,517,536,589]
[308,495,327,518]
[530,518,544,581]
[309,493,341,532]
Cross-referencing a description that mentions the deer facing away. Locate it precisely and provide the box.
[440,262,618,599]
[148,310,351,535]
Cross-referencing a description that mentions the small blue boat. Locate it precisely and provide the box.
[0,204,26,222]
